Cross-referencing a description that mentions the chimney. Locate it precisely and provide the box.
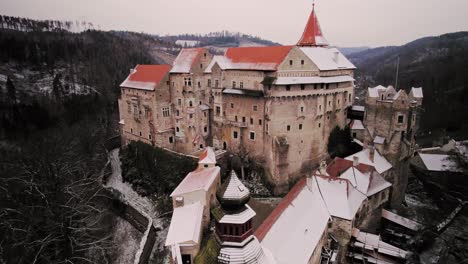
[333,51,339,63]
[175,196,184,207]
[369,146,375,162]
[353,156,359,167]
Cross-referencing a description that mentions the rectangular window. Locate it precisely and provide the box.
[287,125,291,131]
[207,79,212,87]
[162,107,170,117]
[286,85,291,91]
[242,116,246,123]
[232,81,236,88]
[215,80,219,88]
[240,82,244,89]
[127,102,131,113]
[204,112,207,117]
[169,136,174,143]
[250,132,255,140]
[259,119,262,125]
[176,110,179,116]
[184,77,192,87]
[233,131,238,139]
[299,124,303,130]
[253,105,258,111]
[250,117,253,125]
[321,83,324,89]
[301,106,304,112]
[178,98,182,105]
[301,60,305,65]
[398,115,404,124]
[289,60,293,66]
[197,81,201,88]
[301,84,305,90]
[204,126,208,133]
[231,103,234,108]
[189,113,193,119]
[216,106,221,116]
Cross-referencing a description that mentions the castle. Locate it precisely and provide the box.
[118,5,356,194]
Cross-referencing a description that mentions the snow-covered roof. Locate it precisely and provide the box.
[410,87,423,98]
[315,176,366,221]
[170,167,220,197]
[199,104,210,111]
[351,105,365,112]
[299,47,356,71]
[165,202,203,246]
[204,55,279,72]
[381,209,423,231]
[170,48,204,73]
[219,236,276,264]
[350,120,365,130]
[258,178,330,264]
[274,75,354,85]
[198,147,216,165]
[345,148,392,174]
[120,64,171,90]
[325,157,391,198]
[218,170,250,203]
[352,228,410,259]
[418,153,459,172]
[219,204,256,224]
[374,136,386,145]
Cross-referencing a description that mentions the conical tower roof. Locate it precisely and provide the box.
[217,170,250,207]
[297,4,329,47]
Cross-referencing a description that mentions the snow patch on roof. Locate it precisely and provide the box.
[274,75,354,85]
[350,120,365,130]
[315,176,366,220]
[260,178,330,264]
[374,136,386,145]
[345,149,392,174]
[120,64,171,90]
[170,48,204,73]
[219,236,276,264]
[410,87,423,98]
[300,47,356,71]
[165,202,203,246]
[219,205,256,224]
[418,153,459,172]
[198,147,216,165]
[170,167,220,197]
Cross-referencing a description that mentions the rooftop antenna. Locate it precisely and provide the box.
[395,55,400,90]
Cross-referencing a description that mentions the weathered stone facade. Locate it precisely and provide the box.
[361,86,423,207]
[118,8,357,195]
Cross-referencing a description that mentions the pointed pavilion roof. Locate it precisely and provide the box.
[217,170,250,207]
[297,4,329,47]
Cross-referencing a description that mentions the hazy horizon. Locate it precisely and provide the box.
[2,0,468,47]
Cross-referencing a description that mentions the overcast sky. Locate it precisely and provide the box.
[2,0,467,47]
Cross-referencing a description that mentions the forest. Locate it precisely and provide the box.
[0,17,156,263]
[348,32,468,139]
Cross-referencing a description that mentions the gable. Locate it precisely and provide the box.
[277,46,320,73]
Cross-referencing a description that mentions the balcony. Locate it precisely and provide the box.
[226,120,248,128]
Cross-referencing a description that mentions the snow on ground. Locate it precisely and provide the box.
[106,148,170,260]
[110,216,142,264]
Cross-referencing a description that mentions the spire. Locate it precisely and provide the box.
[297,3,329,47]
[216,170,250,208]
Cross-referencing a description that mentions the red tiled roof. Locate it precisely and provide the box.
[297,6,327,46]
[255,177,307,241]
[121,64,171,90]
[326,157,374,178]
[224,46,293,69]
